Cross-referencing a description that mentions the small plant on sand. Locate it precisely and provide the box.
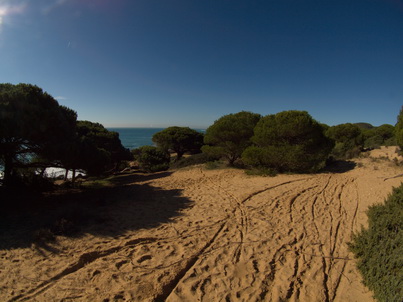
[33,228,56,243]
[392,158,402,166]
[205,161,222,170]
[170,153,213,169]
[245,167,277,177]
[349,184,403,302]
[356,162,364,168]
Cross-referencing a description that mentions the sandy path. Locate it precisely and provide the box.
[1,153,402,302]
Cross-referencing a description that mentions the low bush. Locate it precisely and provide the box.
[170,153,214,169]
[204,161,225,170]
[245,166,277,177]
[326,123,364,159]
[132,146,170,172]
[349,184,403,302]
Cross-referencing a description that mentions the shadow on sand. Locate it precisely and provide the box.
[322,160,357,174]
[0,171,193,252]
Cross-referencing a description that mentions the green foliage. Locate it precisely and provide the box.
[242,111,333,173]
[152,126,204,160]
[326,123,364,159]
[200,145,225,161]
[355,122,375,130]
[245,166,277,177]
[204,160,225,170]
[363,124,396,149]
[60,121,132,178]
[132,146,170,172]
[202,111,261,165]
[396,106,403,150]
[170,153,214,169]
[349,184,403,302]
[0,83,77,186]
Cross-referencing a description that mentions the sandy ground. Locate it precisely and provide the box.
[1,148,402,302]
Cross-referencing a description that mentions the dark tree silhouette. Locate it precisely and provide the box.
[152,126,204,160]
[59,121,132,181]
[396,106,403,149]
[0,83,77,186]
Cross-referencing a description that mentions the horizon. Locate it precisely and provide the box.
[0,0,402,128]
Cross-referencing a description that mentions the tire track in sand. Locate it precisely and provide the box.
[161,169,314,301]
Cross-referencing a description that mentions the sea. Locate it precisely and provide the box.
[109,127,206,150]
[108,127,165,150]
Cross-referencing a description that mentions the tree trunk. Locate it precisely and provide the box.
[228,154,237,166]
[3,153,14,186]
[176,151,184,161]
[72,168,76,184]
[64,169,69,181]
[39,167,46,178]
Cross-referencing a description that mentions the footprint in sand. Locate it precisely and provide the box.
[137,255,152,263]
[115,260,129,269]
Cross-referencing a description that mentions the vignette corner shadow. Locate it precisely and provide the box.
[0,171,193,251]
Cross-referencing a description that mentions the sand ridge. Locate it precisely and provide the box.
[1,149,402,301]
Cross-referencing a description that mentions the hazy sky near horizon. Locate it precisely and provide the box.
[0,0,402,128]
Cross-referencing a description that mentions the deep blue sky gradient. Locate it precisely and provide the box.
[0,0,402,128]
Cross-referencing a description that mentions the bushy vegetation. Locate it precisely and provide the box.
[361,124,396,149]
[0,83,131,188]
[242,111,334,173]
[59,121,132,180]
[170,153,215,169]
[245,166,277,177]
[132,146,170,172]
[202,111,261,165]
[2,82,401,188]
[0,83,77,186]
[152,126,204,160]
[349,184,403,302]
[325,123,364,159]
[396,106,403,150]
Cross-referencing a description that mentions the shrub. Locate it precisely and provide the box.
[396,106,403,149]
[170,153,215,169]
[326,123,364,159]
[132,146,170,172]
[243,111,334,173]
[363,124,396,149]
[349,184,403,302]
[204,161,224,170]
[33,228,56,243]
[245,166,277,177]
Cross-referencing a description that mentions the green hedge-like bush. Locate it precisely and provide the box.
[242,111,333,173]
[170,152,217,169]
[325,123,364,159]
[132,146,170,172]
[349,184,403,302]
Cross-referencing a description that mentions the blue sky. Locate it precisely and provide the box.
[0,0,402,128]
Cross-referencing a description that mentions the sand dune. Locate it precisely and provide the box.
[1,148,402,301]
